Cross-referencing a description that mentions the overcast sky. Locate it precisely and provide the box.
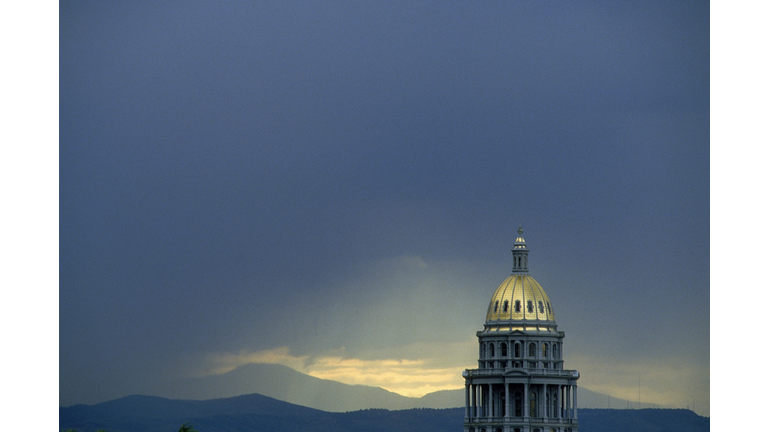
[59,0,709,415]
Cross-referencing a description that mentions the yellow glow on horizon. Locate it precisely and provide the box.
[198,344,709,416]
[200,344,475,398]
[304,356,465,397]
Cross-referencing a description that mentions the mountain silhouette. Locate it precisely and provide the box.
[138,362,669,412]
[60,393,709,432]
[144,363,418,411]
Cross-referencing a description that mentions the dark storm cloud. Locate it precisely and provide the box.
[60,0,708,411]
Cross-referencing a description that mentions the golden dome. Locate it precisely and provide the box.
[485,274,556,323]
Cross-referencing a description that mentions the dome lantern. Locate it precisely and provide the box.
[511,225,529,273]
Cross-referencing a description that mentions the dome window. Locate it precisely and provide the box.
[546,302,551,313]
[514,300,521,313]
[538,301,544,313]
[494,301,499,313]
[527,300,534,313]
[503,300,509,312]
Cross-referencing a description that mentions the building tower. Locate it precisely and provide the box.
[463,227,579,432]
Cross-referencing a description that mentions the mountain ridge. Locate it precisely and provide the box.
[60,393,709,432]
[142,362,418,411]
[72,362,671,414]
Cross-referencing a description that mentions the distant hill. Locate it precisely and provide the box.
[60,394,709,432]
[143,363,420,411]
[579,408,710,432]
[60,393,462,432]
[137,362,666,413]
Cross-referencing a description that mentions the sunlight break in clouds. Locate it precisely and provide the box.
[202,343,476,398]
[201,347,310,376]
[305,356,461,397]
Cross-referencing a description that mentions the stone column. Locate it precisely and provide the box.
[543,384,548,420]
[472,384,477,419]
[488,383,494,419]
[480,384,485,418]
[465,383,470,419]
[479,384,485,418]
[505,381,510,419]
[573,385,578,419]
[523,382,529,420]
[566,385,571,419]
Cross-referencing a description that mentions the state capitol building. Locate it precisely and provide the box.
[463,227,580,432]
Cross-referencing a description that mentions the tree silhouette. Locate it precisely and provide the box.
[178,423,199,432]
[62,430,106,432]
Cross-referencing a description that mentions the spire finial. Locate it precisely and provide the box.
[517,225,523,235]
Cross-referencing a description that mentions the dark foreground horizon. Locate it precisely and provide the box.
[60,392,709,432]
